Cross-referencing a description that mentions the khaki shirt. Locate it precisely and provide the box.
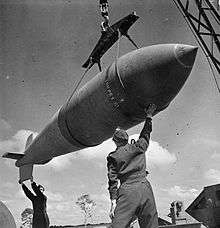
[107,117,152,200]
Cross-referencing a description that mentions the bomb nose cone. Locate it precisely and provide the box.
[174,44,198,68]
[115,44,198,117]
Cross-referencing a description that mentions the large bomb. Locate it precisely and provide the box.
[15,44,198,166]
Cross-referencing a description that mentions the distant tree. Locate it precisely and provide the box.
[76,194,96,227]
[21,208,33,228]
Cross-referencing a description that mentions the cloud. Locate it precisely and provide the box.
[53,201,73,212]
[77,139,115,159]
[192,137,220,149]
[47,134,176,171]
[47,190,64,202]
[211,153,220,160]
[163,185,199,200]
[2,130,176,172]
[16,189,27,199]
[80,134,177,167]
[46,153,74,171]
[0,127,74,170]
[0,186,19,200]
[1,181,15,189]
[147,140,177,168]
[205,169,220,183]
[0,129,38,154]
[80,134,177,171]
[46,136,115,170]
[0,118,11,133]
[48,202,83,226]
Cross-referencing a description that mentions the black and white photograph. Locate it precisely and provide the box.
[0,0,220,227]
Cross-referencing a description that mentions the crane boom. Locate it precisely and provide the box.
[173,0,220,91]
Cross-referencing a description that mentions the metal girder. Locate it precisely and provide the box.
[174,0,220,75]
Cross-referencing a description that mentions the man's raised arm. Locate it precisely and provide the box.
[136,104,157,152]
[22,183,35,201]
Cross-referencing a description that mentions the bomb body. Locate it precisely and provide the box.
[15,44,198,167]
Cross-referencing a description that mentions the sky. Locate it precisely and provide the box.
[0,0,220,227]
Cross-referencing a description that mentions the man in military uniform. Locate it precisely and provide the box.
[107,104,158,228]
[21,180,50,228]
